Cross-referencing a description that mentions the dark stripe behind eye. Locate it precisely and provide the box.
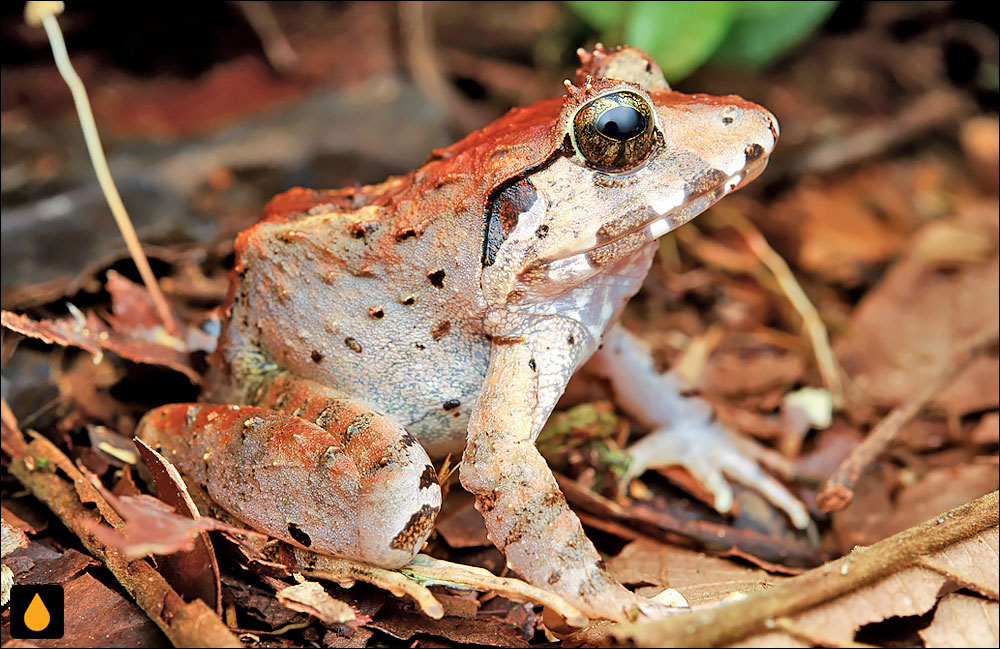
[482,177,538,267]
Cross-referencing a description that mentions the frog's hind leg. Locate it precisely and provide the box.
[137,379,441,568]
[587,325,810,530]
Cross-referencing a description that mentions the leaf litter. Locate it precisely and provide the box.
[2,3,998,647]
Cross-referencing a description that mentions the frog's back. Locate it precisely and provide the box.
[214,180,492,458]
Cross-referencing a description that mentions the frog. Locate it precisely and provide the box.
[137,45,806,623]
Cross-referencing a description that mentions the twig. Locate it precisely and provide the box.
[235,1,298,74]
[571,490,998,648]
[556,473,826,568]
[398,1,489,134]
[292,551,446,620]
[817,324,999,511]
[25,2,178,336]
[719,208,845,408]
[404,554,589,628]
[790,91,968,177]
[8,431,241,647]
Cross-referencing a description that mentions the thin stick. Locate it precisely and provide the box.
[572,490,998,647]
[817,324,998,511]
[723,209,845,408]
[235,1,298,74]
[27,3,178,335]
[8,433,241,647]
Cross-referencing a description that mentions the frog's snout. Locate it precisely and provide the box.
[767,109,780,141]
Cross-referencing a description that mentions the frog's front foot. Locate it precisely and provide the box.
[590,325,811,531]
[622,418,811,530]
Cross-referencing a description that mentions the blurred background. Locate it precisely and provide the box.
[1,1,995,305]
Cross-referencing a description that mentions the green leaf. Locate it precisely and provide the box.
[568,0,630,33]
[712,1,838,67]
[623,1,737,81]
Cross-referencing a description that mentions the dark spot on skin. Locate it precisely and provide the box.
[402,295,416,305]
[396,228,417,241]
[350,222,377,240]
[502,526,525,549]
[542,490,564,506]
[505,290,523,304]
[596,558,608,571]
[287,523,312,547]
[418,464,438,489]
[427,269,445,288]
[344,413,372,445]
[320,446,342,464]
[369,307,384,319]
[493,335,526,346]
[490,148,509,160]
[684,168,729,197]
[344,337,362,353]
[415,342,426,350]
[311,350,324,363]
[443,399,460,411]
[390,504,439,550]
[528,358,536,371]
[535,224,549,238]
[567,334,575,345]
[399,433,418,448]
[482,177,538,267]
[547,570,562,584]
[431,320,451,340]
[479,491,497,512]
[722,116,734,125]
[745,143,764,164]
[315,401,346,430]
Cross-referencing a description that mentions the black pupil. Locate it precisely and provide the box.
[595,106,645,141]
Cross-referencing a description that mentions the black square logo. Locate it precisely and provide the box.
[8,584,65,639]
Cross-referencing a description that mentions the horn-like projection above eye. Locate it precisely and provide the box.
[572,90,656,171]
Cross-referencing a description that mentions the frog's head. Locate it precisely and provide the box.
[480,46,778,317]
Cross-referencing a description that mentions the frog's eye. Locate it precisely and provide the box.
[572,90,656,171]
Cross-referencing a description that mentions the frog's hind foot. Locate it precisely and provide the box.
[137,390,441,568]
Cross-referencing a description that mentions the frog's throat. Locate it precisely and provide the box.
[540,154,769,267]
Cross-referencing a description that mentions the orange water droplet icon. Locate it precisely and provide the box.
[24,592,51,632]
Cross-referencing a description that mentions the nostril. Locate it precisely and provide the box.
[720,106,742,126]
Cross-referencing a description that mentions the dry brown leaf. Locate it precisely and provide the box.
[605,538,780,606]
[1,309,200,382]
[835,251,999,414]
[737,525,1000,648]
[87,490,254,560]
[370,602,531,648]
[784,565,947,646]
[855,464,1000,542]
[776,170,908,286]
[703,347,805,397]
[276,580,358,625]
[919,593,1000,648]
[35,572,167,648]
[917,526,999,600]
[1,516,29,558]
[436,494,491,548]
[594,493,997,648]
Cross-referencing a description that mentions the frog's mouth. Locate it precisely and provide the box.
[543,154,770,269]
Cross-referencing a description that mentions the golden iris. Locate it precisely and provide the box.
[572,91,655,171]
